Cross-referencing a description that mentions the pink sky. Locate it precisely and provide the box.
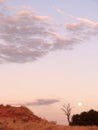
[0,0,98,124]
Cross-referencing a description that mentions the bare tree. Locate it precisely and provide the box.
[61,103,73,125]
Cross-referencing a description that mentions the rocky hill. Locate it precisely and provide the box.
[0,104,41,122]
[0,104,58,130]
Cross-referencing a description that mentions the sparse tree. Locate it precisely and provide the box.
[61,103,73,125]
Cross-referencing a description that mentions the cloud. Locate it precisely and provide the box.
[77,18,97,25]
[56,8,64,14]
[0,4,98,63]
[13,99,60,106]
[0,6,56,63]
[66,18,98,42]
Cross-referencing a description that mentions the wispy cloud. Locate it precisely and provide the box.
[66,18,98,42]
[77,18,96,25]
[56,8,64,14]
[0,3,98,63]
[13,99,60,106]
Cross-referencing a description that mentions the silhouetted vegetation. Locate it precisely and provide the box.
[61,104,73,125]
[71,109,98,126]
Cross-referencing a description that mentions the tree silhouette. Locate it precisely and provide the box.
[61,103,72,125]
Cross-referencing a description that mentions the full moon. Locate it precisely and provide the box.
[78,102,83,107]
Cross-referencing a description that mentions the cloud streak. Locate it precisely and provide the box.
[13,99,60,106]
[56,8,64,14]
[0,3,98,63]
[66,18,98,42]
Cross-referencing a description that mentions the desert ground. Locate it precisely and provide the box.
[0,105,98,130]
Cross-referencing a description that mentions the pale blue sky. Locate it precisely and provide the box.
[0,0,98,124]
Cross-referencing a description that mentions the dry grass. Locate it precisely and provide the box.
[0,118,98,130]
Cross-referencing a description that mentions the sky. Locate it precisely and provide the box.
[0,0,98,125]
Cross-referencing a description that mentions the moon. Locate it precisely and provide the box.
[78,102,83,107]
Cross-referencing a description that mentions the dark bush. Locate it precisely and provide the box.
[71,109,98,126]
